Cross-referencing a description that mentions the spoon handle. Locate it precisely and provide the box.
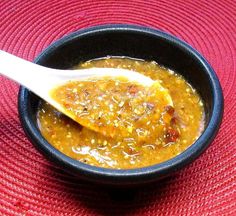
[0,50,64,101]
[0,50,52,88]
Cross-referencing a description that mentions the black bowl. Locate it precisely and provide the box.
[18,24,223,186]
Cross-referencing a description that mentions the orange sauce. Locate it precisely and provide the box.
[37,57,204,169]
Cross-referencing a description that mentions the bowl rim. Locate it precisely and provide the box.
[18,24,224,185]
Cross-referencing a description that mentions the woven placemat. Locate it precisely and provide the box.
[0,0,235,215]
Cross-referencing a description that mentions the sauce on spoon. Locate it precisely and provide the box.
[50,76,173,139]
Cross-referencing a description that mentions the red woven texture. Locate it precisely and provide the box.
[0,0,235,215]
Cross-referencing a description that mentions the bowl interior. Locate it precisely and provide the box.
[34,27,213,125]
[18,25,222,185]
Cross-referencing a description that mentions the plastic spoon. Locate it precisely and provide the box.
[0,50,173,135]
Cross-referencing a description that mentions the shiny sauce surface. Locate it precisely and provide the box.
[37,57,204,169]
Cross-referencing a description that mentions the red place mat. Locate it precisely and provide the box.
[0,0,235,215]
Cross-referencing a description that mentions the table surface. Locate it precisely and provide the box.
[0,0,235,215]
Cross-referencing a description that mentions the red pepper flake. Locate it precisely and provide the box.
[128,85,138,95]
[165,105,175,115]
[165,128,179,143]
[65,93,72,99]
[170,116,178,125]
[63,102,71,109]
[127,147,140,156]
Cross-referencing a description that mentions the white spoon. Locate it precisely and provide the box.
[0,50,173,134]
